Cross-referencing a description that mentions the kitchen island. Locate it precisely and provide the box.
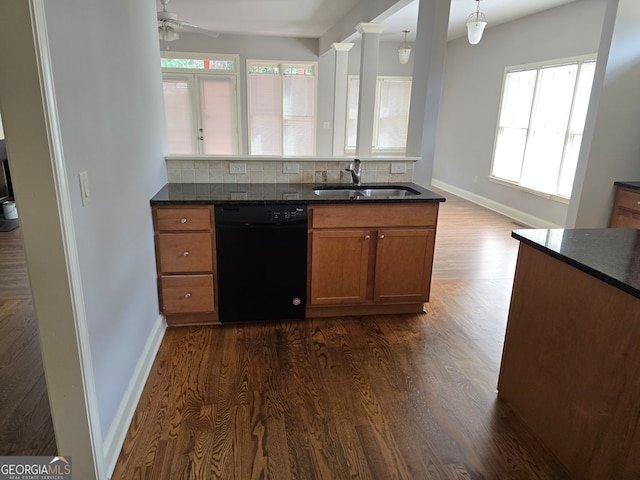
[498,228,640,480]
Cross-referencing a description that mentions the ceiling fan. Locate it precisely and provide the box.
[157,0,220,42]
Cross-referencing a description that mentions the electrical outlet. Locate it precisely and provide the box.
[230,192,248,201]
[229,163,247,174]
[283,162,300,174]
[79,171,91,206]
[391,162,407,174]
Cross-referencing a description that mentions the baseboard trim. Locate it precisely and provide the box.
[431,179,562,229]
[103,314,166,476]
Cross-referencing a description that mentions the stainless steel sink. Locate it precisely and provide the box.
[313,184,421,199]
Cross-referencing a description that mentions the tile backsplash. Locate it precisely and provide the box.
[166,160,414,184]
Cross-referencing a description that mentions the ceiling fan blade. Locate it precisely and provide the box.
[173,19,220,38]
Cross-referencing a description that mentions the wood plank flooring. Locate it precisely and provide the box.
[0,227,56,456]
[113,191,570,479]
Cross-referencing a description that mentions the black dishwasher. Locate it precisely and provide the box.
[214,204,307,323]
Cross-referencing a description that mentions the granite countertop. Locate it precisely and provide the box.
[512,228,640,299]
[614,181,640,191]
[150,182,446,205]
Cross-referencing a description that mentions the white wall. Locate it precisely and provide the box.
[41,0,167,438]
[567,0,640,227]
[433,0,607,227]
[0,113,4,139]
[41,0,166,458]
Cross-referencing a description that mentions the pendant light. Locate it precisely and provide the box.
[398,30,411,65]
[466,0,487,45]
[159,23,180,42]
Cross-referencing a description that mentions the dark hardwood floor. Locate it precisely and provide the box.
[0,226,56,456]
[113,191,570,479]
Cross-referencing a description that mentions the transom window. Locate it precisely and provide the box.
[490,56,596,199]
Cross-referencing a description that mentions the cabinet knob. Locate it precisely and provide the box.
[181,218,188,224]
[184,292,191,299]
[183,251,190,257]
[364,235,370,240]
[199,136,204,141]
[636,201,640,205]
[379,234,385,239]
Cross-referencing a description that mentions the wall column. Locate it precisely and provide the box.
[566,0,640,227]
[406,0,451,185]
[331,42,354,156]
[355,22,385,157]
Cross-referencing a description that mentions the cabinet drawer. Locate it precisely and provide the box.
[160,275,214,314]
[614,188,640,214]
[311,203,438,228]
[155,207,212,232]
[158,233,213,273]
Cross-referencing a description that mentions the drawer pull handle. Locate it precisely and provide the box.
[379,234,385,239]
[364,235,370,240]
[184,293,191,299]
[181,218,187,224]
[183,251,190,257]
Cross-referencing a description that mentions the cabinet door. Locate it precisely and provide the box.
[310,230,371,305]
[374,228,435,303]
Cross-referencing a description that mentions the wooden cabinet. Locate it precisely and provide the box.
[152,206,217,326]
[308,203,438,317]
[310,230,371,305]
[373,228,435,303]
[610,185,640,228]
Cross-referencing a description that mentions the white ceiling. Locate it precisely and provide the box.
[159,0,579,43]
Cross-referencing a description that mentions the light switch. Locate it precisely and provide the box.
[79,171,91,206]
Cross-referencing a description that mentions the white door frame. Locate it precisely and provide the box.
[0,1,104,478]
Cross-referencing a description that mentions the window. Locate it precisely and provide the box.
[161,54,240,155]
[346,76,412,153]
[491,57,596,198]
[247,61,316,156]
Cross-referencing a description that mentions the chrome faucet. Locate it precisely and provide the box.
[345,158,362,186]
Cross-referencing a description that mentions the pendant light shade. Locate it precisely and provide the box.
[159,24,179,42]
[398,30,411,64]
[466,0,487,45]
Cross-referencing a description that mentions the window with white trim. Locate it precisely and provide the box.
[491,57,596,198]
[346,76,412,153]
[161,54,240,155]
[247,61,316,156]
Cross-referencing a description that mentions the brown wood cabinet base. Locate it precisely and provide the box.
[153,205,218,326]
[610,185,640,228]
[498,243,640,480]
[164,313,221,327]
[306,302,425,318]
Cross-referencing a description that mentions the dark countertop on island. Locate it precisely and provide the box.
[150,182,446,205]
[512,228,640,299]
[614,181,640,191]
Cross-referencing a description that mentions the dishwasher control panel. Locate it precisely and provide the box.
[270,206,306,222]
[215,204,308,225]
